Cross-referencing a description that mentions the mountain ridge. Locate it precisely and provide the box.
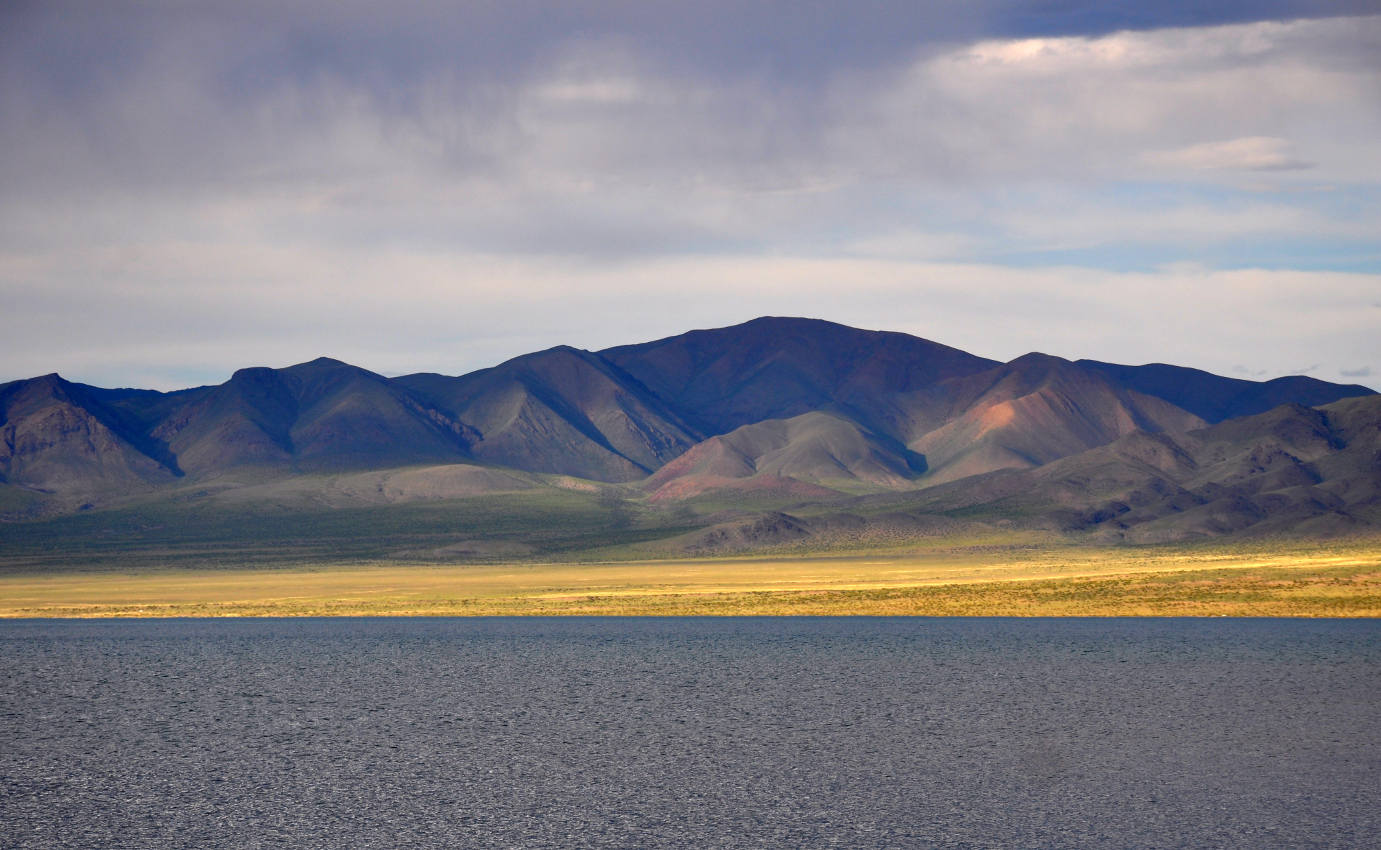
[2,317,1375,539]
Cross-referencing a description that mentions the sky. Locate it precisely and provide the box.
[2,0,1379,391]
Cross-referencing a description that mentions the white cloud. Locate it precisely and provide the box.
[1144,137,1314,171]
[832,16,1381,185]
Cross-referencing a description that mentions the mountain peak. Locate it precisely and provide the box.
[229,366,279,381]
[290,356,353,370]
[738,315,855,330]
[278,356,383,383]
[1,372,73,407]
[511,344,592,363]
[16,372,68,391]
[1008,352,1069,367]
[600,316,1000,435]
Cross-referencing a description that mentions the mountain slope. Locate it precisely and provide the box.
[397,346,700,482]
[895,394,1381,542]
[644,411,925,501]
[0,374,180,511]
[151,358,478,473]
[902,354,1207,483]
[149,367,298,472]
[1075,360,1375,423]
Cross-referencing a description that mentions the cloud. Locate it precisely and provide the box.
[835,17,1381,186]
[6,12,1379,201]
[1144,137,1314,171]
[2,14,1376,276]
[4,248,1378,392]
[1340,366,1373,377]
[1,6,1378,391]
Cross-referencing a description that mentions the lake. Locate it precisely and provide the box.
[2,617,1378,848]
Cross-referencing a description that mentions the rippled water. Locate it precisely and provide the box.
[2,617,1378,848]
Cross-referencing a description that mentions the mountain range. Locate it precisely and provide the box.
[2,317,1377,551]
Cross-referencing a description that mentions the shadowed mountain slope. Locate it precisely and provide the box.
[1075,360,1375,423]
[0,374,180,510]
[397,346,700,482]
[150,358,478,474]
[600,316,1001,436]
[148,367,298,472]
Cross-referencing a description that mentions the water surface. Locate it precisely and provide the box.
[2,617,1378,848]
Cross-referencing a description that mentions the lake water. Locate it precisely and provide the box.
[2,617,1378,848]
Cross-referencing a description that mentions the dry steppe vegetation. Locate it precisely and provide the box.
[4,537,1376,618]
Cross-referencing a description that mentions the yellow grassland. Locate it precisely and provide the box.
[2,538,1379,617]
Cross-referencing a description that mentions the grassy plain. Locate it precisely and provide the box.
[2,538,1378,618]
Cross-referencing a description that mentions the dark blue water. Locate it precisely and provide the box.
[2,617,1378,849]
